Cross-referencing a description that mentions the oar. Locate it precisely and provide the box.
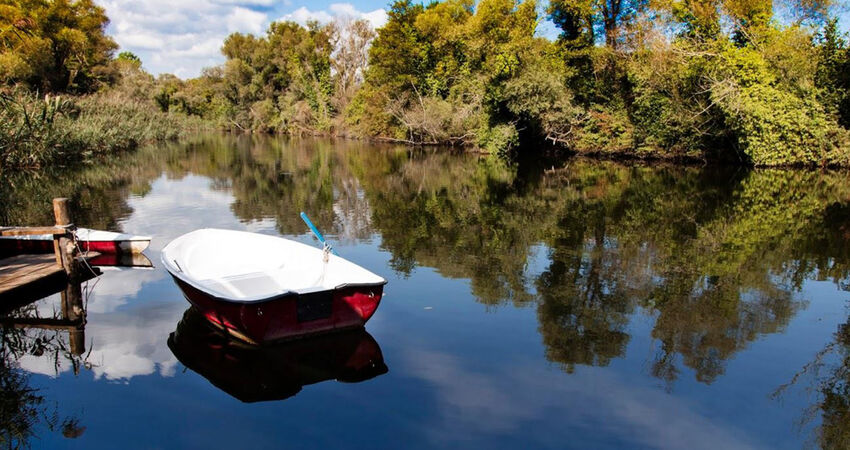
[300,212,338,256]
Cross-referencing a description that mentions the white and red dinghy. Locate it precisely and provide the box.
[162,228,387,344]
[0,227,150,255]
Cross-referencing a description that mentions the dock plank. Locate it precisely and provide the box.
[0,226,69,236]
[0,253,102,304]
[0,254,63,296]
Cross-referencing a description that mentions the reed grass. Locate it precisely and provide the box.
[0,89,208,169]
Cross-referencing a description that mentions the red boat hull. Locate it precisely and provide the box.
[171,277,384,344]
[0,239,137,256]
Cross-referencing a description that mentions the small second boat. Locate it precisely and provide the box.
[0,227,150,255]
[161,228,387,344]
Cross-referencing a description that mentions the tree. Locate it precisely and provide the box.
[117,51,140,64]
[548,0,648,49]
[816,18,850,127]
[331,19,376,111]
[0,0,117,92]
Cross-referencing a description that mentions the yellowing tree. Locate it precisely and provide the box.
[0,0,117,92]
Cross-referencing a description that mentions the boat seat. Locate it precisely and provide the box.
[197,271,286,300]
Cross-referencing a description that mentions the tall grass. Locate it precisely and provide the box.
[0,89,208,169]
[0,91,71,168]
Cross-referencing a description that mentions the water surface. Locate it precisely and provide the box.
[2,134,850,449]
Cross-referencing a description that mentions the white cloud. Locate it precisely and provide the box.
[281,3,387,29]
[281,6,333,24]
[226,6,268,34]
[360,8,388,29]
[96,1,387,78]
[212,0,277,5]
[115,32,164,49]
[96,0,271,78]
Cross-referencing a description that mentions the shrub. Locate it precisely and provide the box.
[0,88,207,169]
[712,81,850,166]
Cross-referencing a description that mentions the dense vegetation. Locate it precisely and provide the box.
[150,0,850,166]
[2,0,850,167]
[0,0,204,169]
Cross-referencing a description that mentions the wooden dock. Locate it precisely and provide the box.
[0,253,66,296]
[0,198,101,307]
[0,198,101,361]
[0,252,100,306]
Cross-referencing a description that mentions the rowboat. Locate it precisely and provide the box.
[0,227,150,255]
[161,228,387,344]
[168,307,388,402]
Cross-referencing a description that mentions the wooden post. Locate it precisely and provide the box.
[52,198,77,279]
[61,283,86,358]
[53,198,86,362]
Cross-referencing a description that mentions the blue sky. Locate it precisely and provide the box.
[96,0,394,78]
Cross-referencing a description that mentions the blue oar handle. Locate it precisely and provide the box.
[300,212,338,255]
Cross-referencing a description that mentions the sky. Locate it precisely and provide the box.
[95,0,394,78]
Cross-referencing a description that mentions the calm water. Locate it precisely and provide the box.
[2,134,850,449]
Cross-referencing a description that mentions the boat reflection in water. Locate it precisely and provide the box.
[87,252,154,269]
[167,308,388,403]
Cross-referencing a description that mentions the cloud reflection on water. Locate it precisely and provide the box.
[403,348,758,450]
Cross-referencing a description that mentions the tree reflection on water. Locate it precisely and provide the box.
[816,319,850,449]
[5,135,850,385]
[0,307,86,448]
[3,134,850,444]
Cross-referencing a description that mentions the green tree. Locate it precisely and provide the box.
[0,0,117,92]
[116,51,140,65]
[816,18,850,127]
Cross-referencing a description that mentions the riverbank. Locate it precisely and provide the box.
[0,89,208,170]
[145,5,850,169]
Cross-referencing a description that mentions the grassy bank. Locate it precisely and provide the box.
[0,89,208,169]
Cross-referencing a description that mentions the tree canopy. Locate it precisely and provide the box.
[0,0,117,92]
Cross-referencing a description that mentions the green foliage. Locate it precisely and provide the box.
[571,104,636,154]
[548,0,595,46]
[549,0,648,48]
[0,89,74,168]
[0,0,117,93]
[713,81,850,166]
[0,0,208,170]
[163,20,337,134]
[349,0,552,154]
[6,0,850,167]
[0,88,206,169]
[476,122,519,155]
[621,27,850,165]
[816,18,850,128]
[117,51,141,65]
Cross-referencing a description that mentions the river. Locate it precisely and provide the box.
[1,134,849,449]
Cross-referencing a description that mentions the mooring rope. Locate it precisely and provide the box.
[70,228,99,279]
[69,228,102,311]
